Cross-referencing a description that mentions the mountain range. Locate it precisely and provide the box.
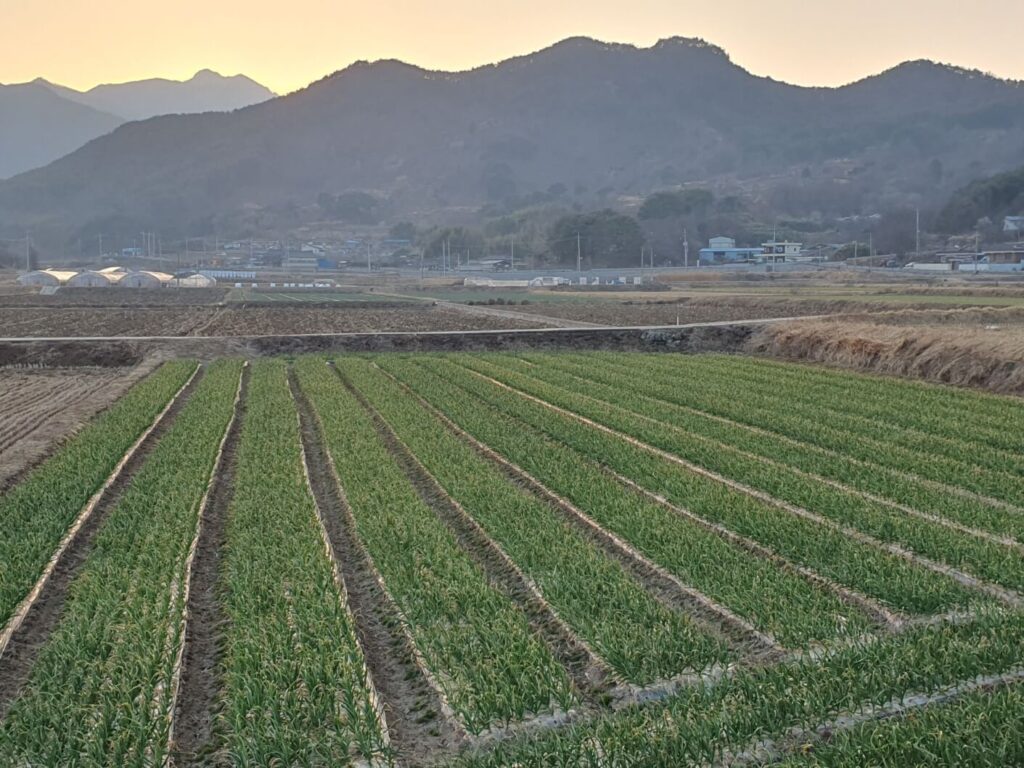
[3,37,1024,246]
[0,71,275,178]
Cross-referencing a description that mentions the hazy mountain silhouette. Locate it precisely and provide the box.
[37,70,276,121]
[0,71,275,180]
[0,82,123,178]
[3,38,1024,241]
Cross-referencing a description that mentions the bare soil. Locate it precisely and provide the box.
[0,288,229,308]
[0,368,203,719]
[170,366,248,765]
[0,362,160,489]
[0,306,545,337]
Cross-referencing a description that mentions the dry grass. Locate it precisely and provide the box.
[750,319,1024,395]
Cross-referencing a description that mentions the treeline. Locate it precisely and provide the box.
[936,165,1024,233]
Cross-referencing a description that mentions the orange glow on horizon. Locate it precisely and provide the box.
[2,0,1022,95]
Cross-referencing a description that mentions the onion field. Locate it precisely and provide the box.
[0,352,1021,766]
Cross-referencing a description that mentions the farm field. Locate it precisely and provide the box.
[0,305,546,337]
[0,352,1021,765]
[0,361,162,488]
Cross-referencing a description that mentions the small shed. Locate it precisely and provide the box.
[122,270,173,288]
[17,269,78,287]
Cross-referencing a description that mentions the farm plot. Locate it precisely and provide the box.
[0,351,1021,766]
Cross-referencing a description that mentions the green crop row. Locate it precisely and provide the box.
[338,357,730,685]
[519,353,1024,543]
[667,354,1024,475]
[425,356,982,617]
[294,359,573,733]
[0,360,196,627]
[690,353,1024,449]
[378,356,873,648]
[482,354,1024,592]
[216,360,389,765]
[0,360,241,767]
[572,352,1024,508]
[453,611,1024,767]
[777,681,1024,767]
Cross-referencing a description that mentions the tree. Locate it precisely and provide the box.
[638,189,714,220]
[389,221,416,241]
[317,191,382,224]
[548,210,644,268]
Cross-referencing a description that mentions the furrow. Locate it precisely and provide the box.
[167,362,248,765]
[335,364,615,700]
[371,362,782,659]
[290,369,467,761]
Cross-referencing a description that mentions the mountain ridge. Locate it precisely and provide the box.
[3,36,1024,244]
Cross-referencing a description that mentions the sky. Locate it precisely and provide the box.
[2,0,1023,94]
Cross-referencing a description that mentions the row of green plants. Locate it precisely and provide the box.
[673,353,1024,475]
[540,352,1019,544]
[338,357,729,685]
[576,352,1024,509]
[216,360,389,764]
[0,360,241,767]
[424,356,982,617]
[0,360,196,627]
[294,359,574,734]
[486,354,1024,592]
[379,356,873,648]
[453,611,1024,767]
[691,353,1024,452]
[521,352,1023,543]
[777,681,1023,767]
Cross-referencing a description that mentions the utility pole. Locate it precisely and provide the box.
[25,232,31,272]
[367,241,371,273]
[510,236,515,270]
[915,208,920,261]
[683,228,689,269]
[98,233,103,259]
[576,231,582,278]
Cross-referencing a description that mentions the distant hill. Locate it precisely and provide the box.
[37,70,276,121]
[0,83,123,179]
[3,38,1024,244]
[0,71,275,180]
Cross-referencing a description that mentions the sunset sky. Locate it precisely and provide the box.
[3,0,1023,94]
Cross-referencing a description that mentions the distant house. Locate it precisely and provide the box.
[761,241,803,260]
[698,236,763,264]
[1004,216,1024,234]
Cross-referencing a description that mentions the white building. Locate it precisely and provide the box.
[761,241,803,260]
[708,236,736,249]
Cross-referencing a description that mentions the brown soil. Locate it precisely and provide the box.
[0,306,545,337]
[0,288,229,308]
[169,366,248,765]
[337,366,611,701]
[0,368,203,719]
[289,370,462,765]
[510,297,884,326]
[750,319,1024,396]
[0,362,160,489]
